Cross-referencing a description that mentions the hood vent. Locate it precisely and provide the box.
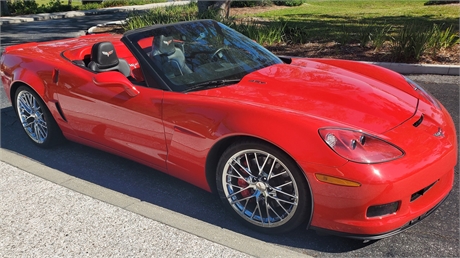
[413,114,424,127]
[248,79,266,84]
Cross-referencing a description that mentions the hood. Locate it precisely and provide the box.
[193,60,417,134]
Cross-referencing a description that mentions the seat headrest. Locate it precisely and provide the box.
[91,41,119,69]
[153,35,176,56]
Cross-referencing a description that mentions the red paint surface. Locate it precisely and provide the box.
[1,34,457,236]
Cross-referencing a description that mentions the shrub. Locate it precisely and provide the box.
[337,24,353,45]
[357,23,373,48]
[283,23,310,44]
[232,0,271,8]
[371,24,392,51]
[388,23,459,62]
[42,0,72,13]
[228,19,286,45]
[125,3,284,45]
[80,3,101,10]
[428,24,459,49]
[124,3,199,30]
[7,0,166,14]
[273,0,306,7]
[101,0,128,8]
[7,0,40,15]
[424,1,458,5]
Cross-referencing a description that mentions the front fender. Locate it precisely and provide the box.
[212,103,348,167]
[11,67,56,103]
[162,93,348,191]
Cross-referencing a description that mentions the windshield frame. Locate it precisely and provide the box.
[122,19,282,92]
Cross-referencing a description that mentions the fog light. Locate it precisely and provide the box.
[367,201,400,217]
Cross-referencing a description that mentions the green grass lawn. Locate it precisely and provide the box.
[256,0,459,42]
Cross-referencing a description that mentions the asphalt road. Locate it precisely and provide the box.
[0,12,130,52]
[1,17,459,257]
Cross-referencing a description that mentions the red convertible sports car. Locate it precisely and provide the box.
[1,19,457,239]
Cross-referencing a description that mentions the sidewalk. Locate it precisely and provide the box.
[0,149,309,257]
[1,1,458,75]
[0,162,249,257]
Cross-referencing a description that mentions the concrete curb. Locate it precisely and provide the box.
[367,62,459,76]
[0,1,191,25]
[0,148,311,258]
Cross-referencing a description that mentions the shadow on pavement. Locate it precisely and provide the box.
[1,105,373,254]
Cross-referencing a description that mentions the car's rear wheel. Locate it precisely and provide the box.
[14,86,64,148]
[216,140,311,234]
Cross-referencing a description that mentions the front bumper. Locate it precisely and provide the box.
[310,183,452,240]
[302,102,457,238]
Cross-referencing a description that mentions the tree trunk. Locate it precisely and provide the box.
[197,0,232,19]
[213,0,232,19]
[197,0,213,14]
[1,0,10,16]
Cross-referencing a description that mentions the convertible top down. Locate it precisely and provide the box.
[0,20,457,239]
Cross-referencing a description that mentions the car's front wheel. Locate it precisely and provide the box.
[216,140,311,234]
[14,86,64,148]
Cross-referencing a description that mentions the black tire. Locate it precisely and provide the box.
[14,85,64,148]
[216,140,311,234]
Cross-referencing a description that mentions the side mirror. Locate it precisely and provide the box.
[93,71,140,97]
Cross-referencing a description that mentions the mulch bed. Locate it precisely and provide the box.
[89,6,459,65]
[266,42,459,65]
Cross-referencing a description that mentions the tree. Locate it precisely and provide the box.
[197,0,232,19]
[1,0,10,16]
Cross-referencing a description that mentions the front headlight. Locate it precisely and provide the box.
[405,77,441,110]
[319,128,404,164]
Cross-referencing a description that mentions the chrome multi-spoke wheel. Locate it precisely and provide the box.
[217,141,311,234]
[16,90,48,144]
[14,86,64,148]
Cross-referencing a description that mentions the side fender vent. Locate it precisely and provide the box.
[55,102,67,122]
[52,68,59,84]
[413,114,424,127]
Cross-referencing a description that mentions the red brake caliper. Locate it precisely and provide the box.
[238,178,251,198]
[237,160,251,198]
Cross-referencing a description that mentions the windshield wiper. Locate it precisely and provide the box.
[183,79,241,93]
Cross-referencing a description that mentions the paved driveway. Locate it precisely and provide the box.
[0,15,459,257]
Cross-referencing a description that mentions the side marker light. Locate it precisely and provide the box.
[315,174,361,187]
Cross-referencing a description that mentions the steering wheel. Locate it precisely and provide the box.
[211,47,228,61]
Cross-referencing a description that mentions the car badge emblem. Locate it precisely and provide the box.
[433,128,444,137]
[102,50,113,57]
[163,40,172,46]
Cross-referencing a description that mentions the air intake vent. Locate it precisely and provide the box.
[410,180,437,202]
[413,114,424,127]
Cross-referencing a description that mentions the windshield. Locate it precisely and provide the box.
[128,20,282,92]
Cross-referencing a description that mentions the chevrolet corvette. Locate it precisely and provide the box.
[0,19,457,239]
